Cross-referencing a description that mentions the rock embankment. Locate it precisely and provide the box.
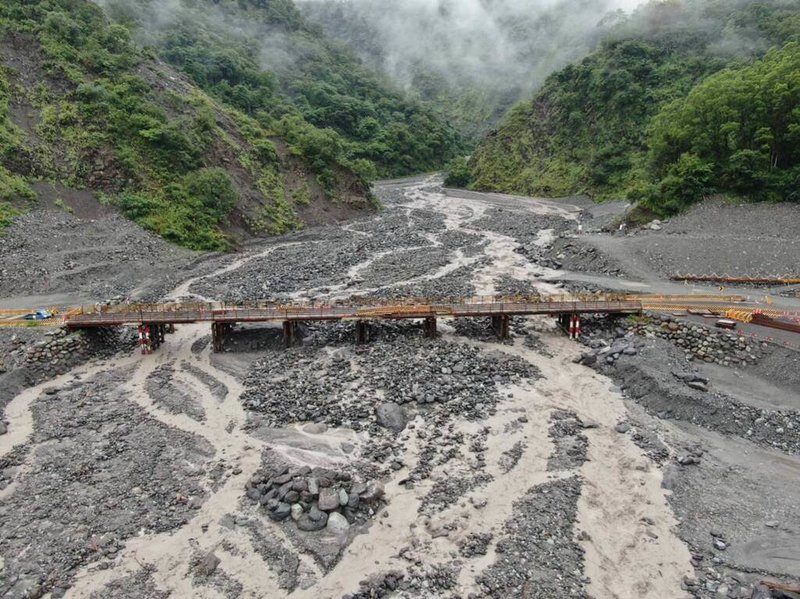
[23,327,133,382]
[577,317,800,456]
[579,314,769,369]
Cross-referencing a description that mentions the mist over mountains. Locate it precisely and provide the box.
[300,0,639,89]
[298,0,644,137]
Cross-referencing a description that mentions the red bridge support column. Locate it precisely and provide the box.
[355,320,369,345]
[138,324,151,355]
[492,315,510,339]
[423,316,437,339]
[557,314,582,339]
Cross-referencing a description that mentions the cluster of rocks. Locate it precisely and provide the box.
[498,439,525,474]
[547,410,589,471]
[577,337,641,367]
[345,561,468,599]
[240,338,539,432]
[345,571,405,599]
[459,532,494,557]
[672,370,712,393]
[541,237,627,276]
[244,465,385,534]
[578,314,771,369]
[421,471,493,515]
[627,315,768,367]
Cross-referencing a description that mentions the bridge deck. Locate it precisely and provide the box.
[64,297,644,328]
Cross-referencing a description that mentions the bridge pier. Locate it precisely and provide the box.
[423,316,437,339]
[355,320,369,344]
[211,322,233,353]
[138,324,172,354]
[492,315,510,339]
[283,320,300,348]
[556,314,582,339]
[138,324,151,355]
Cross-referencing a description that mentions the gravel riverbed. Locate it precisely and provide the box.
[0,176,798,598]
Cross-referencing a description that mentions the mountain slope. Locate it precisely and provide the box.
[99,0,463,178]
[468,0,800,213]
[0,0,375,249]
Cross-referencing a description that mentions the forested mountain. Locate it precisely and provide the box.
[300,0,628,143]
[466,0,800,214]
[99,0,462,179]
[0,0,462,248]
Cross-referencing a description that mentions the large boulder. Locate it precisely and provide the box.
[318,488,340,511]
[326,512,350,535]
[375,402,407,433]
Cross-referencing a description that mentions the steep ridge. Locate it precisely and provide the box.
[467,0,800,214]
[0,0,380,249]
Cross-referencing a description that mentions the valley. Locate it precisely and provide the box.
[1,177,798,598]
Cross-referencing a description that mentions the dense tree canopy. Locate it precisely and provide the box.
[466,0,800,214]
[647,43,800,212]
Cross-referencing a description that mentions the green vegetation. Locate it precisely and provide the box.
[0,61,35,230]
[102,0,462,178]
[467,0,800,214]
[646,43,800,212]
[0,200,19,230]
[0,0,239,247]
[0,0,387,249]
[443,156,471,188]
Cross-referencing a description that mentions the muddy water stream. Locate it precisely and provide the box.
[1,177,694,598]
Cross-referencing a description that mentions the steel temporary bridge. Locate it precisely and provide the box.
[61,294,643,352]
[5,293,796,353]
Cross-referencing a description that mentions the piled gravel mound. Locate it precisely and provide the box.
[547,410,588,471]
[629,200,800,278]
[244,463,386,533]
[477,477,587,598]
[471,208,571,246]
[240,338,539,431]
[0,210,196,300]
[546,236,629,276]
